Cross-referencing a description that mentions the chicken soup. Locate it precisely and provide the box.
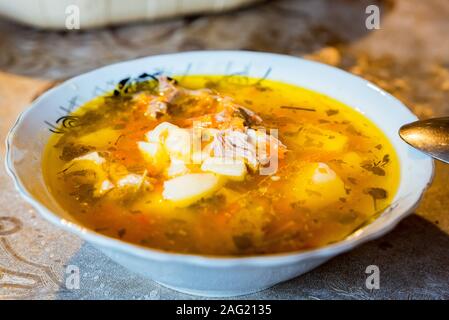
[43,75,399,256]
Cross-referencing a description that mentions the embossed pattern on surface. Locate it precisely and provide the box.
[0,0,448,299]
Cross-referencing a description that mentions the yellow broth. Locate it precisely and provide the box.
[43,75,400,256]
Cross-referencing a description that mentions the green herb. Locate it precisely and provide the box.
[204,80,219,89]
[365,187,388,210]
[361,163,386,176]
[283,126,303,137]
[305,189,322,197]
[113,123,126,130]
[77,110,103,126]
[304,136,324,148]
[59,144,94,161]
[326,109,339,116]
[94,227,109,232]
[281,106,316,112]
[117,228,126,238]
[365,187,388,200]
[290,201,307,210]
[255,85,271,92]
[346,124,362,136]
[69,183,95,204]
[361,154,390,176]
[57,163,75,175]
[330,159,345,165]
[64,170,91,178]
[237,107,256,127]
[114,134,125,145]
[338,210,358,224]
[233,233,253,251]
[119,190,141,207]
[189,194,226,213]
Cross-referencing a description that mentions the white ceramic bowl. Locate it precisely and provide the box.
[5,51,434,297]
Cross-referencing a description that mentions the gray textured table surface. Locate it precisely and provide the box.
[0,0,448,299]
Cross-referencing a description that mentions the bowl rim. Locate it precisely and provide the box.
[5,50,435,267]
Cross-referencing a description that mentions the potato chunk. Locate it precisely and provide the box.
[201,157,247,181]
[77,127,121,149]
[64,152,113,198]
[341,151,364,174]
[138,141,169,170]
[164,127,191,160]
[291,162,346,209]
[64,152,107,180]
[71,151,105,165]
[145,122,179,143]
[145,122,191,160]
[166,156,189,177]
[95,179,115,197]
[162,173,223,207]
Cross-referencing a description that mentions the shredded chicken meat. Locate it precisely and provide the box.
[135,76,287,172]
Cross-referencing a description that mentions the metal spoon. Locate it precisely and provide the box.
[399,117,449,164]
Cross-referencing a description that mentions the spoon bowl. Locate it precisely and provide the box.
[399,117,449,164]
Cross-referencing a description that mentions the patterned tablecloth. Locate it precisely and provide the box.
[0,0,448,299]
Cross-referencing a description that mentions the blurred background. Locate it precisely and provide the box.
[0,0,448,299]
